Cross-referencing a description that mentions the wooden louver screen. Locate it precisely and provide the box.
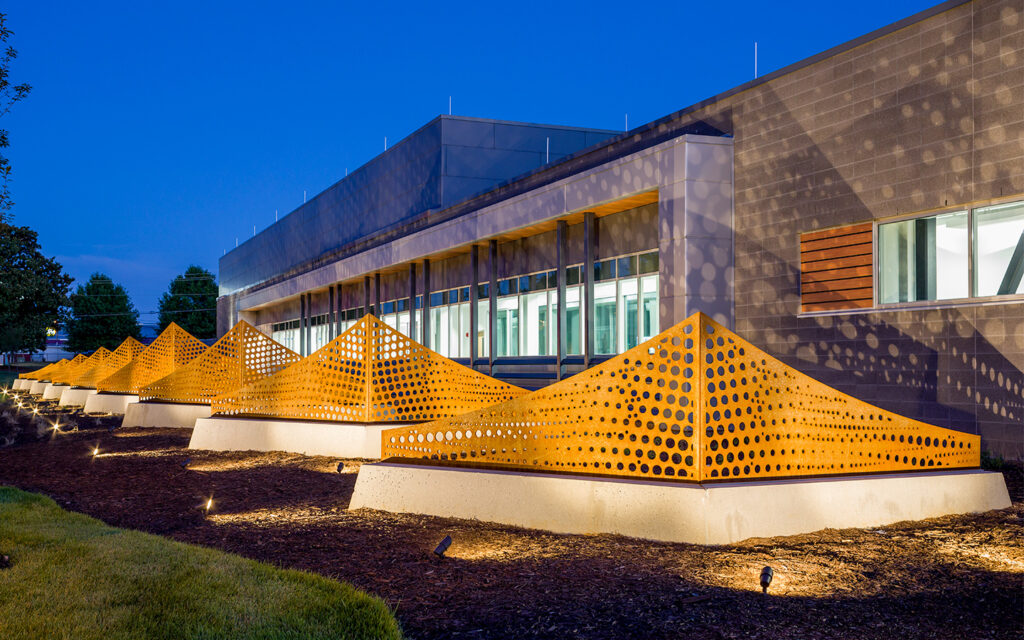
[800,222,873,312]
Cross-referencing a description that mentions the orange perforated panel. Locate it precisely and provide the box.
[211,315,527,422]
[140,321,300,405]
[381,312,979,481]
[51,350,109,385]
[73,337,145,389]
[20,359,66,380]
[97,323,207,394]
[35,357,82,382]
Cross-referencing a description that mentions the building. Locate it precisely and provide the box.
[218,0,1023,458]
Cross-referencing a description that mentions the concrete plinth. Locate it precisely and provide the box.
[59,388,98,407]
[122,401,211,429]
[351,464,1012,545]
[189,417,407,459]
[28,380,49,395]
[42,384,69,400]
[83,393,140,415]
[12,379,30,390]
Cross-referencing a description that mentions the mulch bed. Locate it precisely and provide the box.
[0,399,1021,640]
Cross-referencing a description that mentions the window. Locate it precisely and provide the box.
[975,201,1024,297]
[879,211,968,303]
[875,199,1024,306]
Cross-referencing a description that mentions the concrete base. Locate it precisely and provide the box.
[28,380,49,395]
[189,417,406,459]
[42,384,69,400]
[83,393,140,415]
[122,401,211,429]
[12,379,30,391]
[59,388,98,407]
[351,464,1012,545]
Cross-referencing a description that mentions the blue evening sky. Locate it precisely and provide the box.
[4,0,936,319]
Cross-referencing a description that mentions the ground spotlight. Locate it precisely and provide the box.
[0,553,9,569]
[92,445,100,456]
[760,566,774,593]
[433,535,452,558]
[336,461,346,473]
[180,458,192,470]
[204,496,214,514]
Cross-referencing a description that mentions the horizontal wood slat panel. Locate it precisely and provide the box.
[800,264,873,283]
[800,223,872,243]
[802,298,874,312]
[801,288,874,304]
[800,231,873,253]
[800,241,873,263]
[801,253,873,273]
[800,276,874,294]
[800,222,874,313]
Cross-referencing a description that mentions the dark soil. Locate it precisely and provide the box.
[0,395,1021,640]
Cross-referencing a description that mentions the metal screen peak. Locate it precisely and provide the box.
[382,312,980,481]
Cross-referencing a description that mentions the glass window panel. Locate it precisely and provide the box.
[477,300,489,358]
[566,266,581,286]
[641,275,659,342]
[431,307,449,357]
[547,290,558,356]
[477,283,490,299]
[383,314,397,329]
[518,276,531,293]
[975,201,1024,296]
[498,278,518,296]
[879,211,969,303]
[449,304,461,358]
[565,286,582,355]
[638,251,659,274]
[546,271,556,288]
[617,255,638,278]
[430,292,444,307]
[496,296,519,357]
[397,312,410,338]
[529,273,547,292]
[594,260,616,282]
[594,281,617,354]
[618,278,639,351]
[396,299,408,312]
[381,301,395,315]
[458,303,471,356]
[520,291,549,356]
[459,287,470,302]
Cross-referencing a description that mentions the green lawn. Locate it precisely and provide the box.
[0,487,403,639]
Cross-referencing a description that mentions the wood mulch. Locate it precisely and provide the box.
[0,399,1021,640]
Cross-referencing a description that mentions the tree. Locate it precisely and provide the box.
[157,266,217,338]
[0,13,32,223]
[65,274,141,353]
[0,223,72,363]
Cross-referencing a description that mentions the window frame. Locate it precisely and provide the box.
[872,199,1024,311]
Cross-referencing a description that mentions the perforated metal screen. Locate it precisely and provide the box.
[51,349,109,385]
[97,324,207,394]
[382,312,980,481]
[73,337,145,389]
[211,315,527,422]
[141,321,300,405]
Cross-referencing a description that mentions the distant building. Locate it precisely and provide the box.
[218,0,1023,458]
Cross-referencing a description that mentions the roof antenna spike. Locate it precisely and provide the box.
[754,41,758,78]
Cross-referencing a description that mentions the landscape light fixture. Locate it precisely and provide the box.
[336,461,346,473]
[0,554,10,569]
[433,535,452,558]
[180,458,192,470]
[92,446,100,456]
[204,497,214,514]
[760,566,774,593]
